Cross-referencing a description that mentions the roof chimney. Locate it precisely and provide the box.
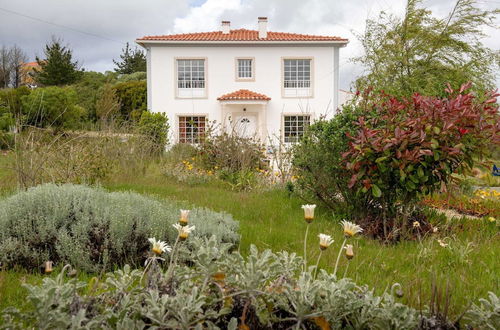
[258,17,267,38]
[221,20,230,34]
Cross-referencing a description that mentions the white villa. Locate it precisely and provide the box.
[136,17,348,144]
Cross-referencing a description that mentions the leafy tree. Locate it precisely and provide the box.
[138,111,169,154]
[113,42,146,74]
[73,71,118,122]
[34,38,84,86]
[113,80,147,120]
[21,86,86,131]
[354,0,499,97]
[95,83,120,122]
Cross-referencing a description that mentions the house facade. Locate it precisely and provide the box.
[136,18,348,144]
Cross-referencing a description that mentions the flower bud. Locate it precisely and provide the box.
[301,205,316,223]
[179,210,190,226]
[44,261,53,274]
[345,244,354,260]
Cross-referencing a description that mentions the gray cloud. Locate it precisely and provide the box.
[0,0,498,89]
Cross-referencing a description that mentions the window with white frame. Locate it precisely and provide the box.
[236,58,253,80]
[283,59,312,97]
[283,115,311,143]
[177,59,206,97]
[178,116,206,143]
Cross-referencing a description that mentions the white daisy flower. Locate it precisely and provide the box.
[148,237,171,255]
[173,223,196,240]
[318,234,334,250]
[340,220,363,237]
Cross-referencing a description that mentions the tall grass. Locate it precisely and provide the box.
[0,157,498,318]
[107,163,499,317]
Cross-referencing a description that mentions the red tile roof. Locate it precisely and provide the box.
[22,61,40,67]
[138,29,347,42]
[217,89,271,101]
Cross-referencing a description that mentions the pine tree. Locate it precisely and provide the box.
[34,37,84,86]
[113,42,146,74]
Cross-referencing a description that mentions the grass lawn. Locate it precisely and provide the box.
[0,160,499,318]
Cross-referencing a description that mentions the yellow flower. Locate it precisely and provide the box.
[345,244,354,259]
[179,209,190,226]
[318,234,334,250]
[148,238,171,255]
[413,221,420,228]
[301,204,316,223]
[341,220,363,237]
[488,217,496,223]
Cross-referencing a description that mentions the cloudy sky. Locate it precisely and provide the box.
[0,0,498,89]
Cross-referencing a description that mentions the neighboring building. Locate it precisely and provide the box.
[19,61,40,88]
[136,17,348,144]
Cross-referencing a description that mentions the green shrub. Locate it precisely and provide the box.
[116,71,147,83]
[199,131,265,174]
[0,86,31,118]
[0,132,14,150]
[2,237,495,329]
[73,71,118,122]
[20,86,86,131]
[292,103,364,215]
[0,184,239,272]
[113,80,147,120]
[138,111,169,154]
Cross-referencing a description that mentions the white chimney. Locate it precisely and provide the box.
[258,17,268,38]
[221,20,230,34]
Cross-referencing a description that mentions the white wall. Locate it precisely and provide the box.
[147,44,341,143]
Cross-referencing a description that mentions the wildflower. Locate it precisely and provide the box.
[301,204,316,223]
[433,227,438,233]
[488,217,495,223]
[212,271,226,283]
[44,261,53,274]
[341,220,363,237]
[345,244,354,259]
[179,209,190,226]
[318,234,334,250]
[437,239,448,248]
[148,238,171,255]
[173,223,195,240]
[413,221,420,228]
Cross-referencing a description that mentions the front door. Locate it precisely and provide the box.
[233,114,257,138]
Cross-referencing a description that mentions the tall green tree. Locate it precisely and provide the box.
[113,42,146,74]
[353,0,499,97]
[34,38,84,86]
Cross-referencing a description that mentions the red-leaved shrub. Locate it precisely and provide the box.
[343,83,499,238]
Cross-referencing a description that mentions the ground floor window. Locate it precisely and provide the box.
[283,115,311,143]
[178,116,206,143]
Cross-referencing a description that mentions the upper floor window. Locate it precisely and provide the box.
[177,59,206,98]
[283,115,311,143]
[178,116,206,143]
[236,58,254,80]
[283,59,312,97]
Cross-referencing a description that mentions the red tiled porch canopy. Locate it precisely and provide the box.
[217,89,271,101]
